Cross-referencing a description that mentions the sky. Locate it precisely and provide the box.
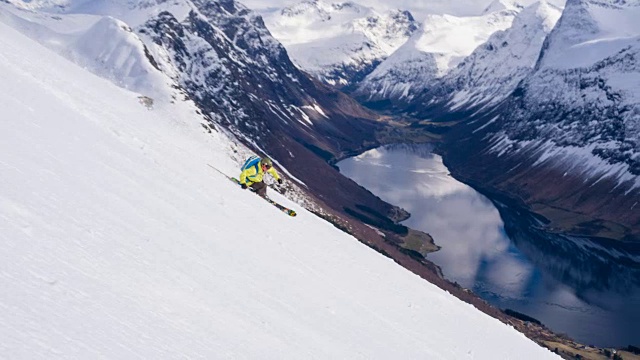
[0,2,561,358]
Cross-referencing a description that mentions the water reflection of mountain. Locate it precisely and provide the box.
[496,200,640,300]
[340,144,640,346]
[383,143,640,298]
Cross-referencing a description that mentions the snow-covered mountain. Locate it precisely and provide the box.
[2,0,417,238]
[0,1,567,357]
[0,1,171,99]
[446,1,561,109]
[443,0,640,241]
[401,0,562,115]
[262,0,419,89]
[354,1,521,103]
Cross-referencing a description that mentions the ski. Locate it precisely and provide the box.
[207,164,297,217]
[230,177,297,217]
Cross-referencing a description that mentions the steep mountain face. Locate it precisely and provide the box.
[136,0,404,223]
[262,0,419,90]
[3,0,404,231]
[443,0,640,241]
[409,1,562,115]
[354,5,520,106]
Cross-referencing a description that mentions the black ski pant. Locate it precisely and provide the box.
[250,181,267,197]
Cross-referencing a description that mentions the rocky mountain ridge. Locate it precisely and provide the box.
[2,0,412,242]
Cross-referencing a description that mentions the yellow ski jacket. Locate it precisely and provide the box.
[239,160,280,186]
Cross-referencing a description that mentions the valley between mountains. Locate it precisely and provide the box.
[2,0,639,358]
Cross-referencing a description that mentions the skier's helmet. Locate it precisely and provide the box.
[261,157,273,169]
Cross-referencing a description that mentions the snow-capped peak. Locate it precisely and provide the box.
[278,0,370,23]
[482,0,525,14]
[539,0,640,69]
[435,0,563,110]
[261,0,419,89]
[529,0,563,30]
[0,1,174,100]
[351,8,418,54]
[355,4,519,101]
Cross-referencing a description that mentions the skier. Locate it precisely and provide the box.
[239,156,283,198]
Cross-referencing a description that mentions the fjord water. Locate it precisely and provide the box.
[338,144,640,348]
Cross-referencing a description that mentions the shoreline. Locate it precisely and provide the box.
[333,144,639,357]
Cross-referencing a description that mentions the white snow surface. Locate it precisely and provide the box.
[0,4,562,359]
[415,10,519,72]
[539,0,640,69]
[0,2,174,101]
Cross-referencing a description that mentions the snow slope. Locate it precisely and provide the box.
[0,2,172,100]
[0,7,560,360]
[538,0,640,69]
